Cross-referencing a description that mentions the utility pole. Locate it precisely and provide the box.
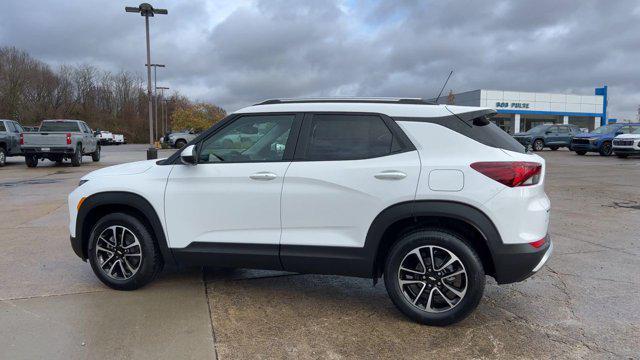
[156,86,169,135]
[147,63,165,141]
[125,3,167,158]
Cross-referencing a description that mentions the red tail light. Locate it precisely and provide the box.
[529,238,546,248]
[471,161,542,187]
[66,133,71,145]
[20,133,24,145]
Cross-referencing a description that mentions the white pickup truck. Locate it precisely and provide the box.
[21,119,100,167]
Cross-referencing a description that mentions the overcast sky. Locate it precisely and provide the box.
[1,0,639,118]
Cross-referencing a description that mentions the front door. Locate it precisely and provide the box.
[164,114,300,267]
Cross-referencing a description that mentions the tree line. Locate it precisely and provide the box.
[0,46,225,143]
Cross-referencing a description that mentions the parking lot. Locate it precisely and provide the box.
[1,144,638,359]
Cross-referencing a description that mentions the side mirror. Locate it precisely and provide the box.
[180,144,197,165]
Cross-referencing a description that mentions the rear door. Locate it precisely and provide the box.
[557,125,572,145]
[280,113,420,272]
[545,126,560,144]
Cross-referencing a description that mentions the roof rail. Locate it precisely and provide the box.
[253,97,435,106]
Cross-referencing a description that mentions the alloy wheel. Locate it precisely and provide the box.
[0,151,5,166]
[397,245,468,313]
[95,225,142,281]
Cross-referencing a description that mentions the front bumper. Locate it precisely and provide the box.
[570,141,598,152]
[613,147,640,155]
[492,234,552,284]
[70,235,85,260]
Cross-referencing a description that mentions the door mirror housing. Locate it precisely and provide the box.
[180,144,197,165]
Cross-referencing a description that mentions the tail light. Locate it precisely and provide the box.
[529,238,546,248]
[19,133,24,145]
[471,161,542,187]
[66,133,72,145]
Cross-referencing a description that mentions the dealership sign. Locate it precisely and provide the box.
[496,102,530,109]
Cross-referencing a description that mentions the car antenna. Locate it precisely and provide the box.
[434,70,454,104]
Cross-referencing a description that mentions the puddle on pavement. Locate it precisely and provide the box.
[604,201,640,211]
[0,178,62,188]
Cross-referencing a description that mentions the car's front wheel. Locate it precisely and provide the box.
[384,228,485,326]
[599,141,613,156]
[88,213,163,290]
[0,147,6,167]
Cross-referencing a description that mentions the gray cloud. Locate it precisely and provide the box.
[1,0,639,118]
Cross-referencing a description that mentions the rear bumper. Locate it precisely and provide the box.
[492,234,552,284]
[22,147,75,155]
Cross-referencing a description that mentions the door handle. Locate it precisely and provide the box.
[250,172,278,181]
[374,171,407,180]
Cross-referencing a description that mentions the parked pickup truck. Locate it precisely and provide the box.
[21,119,100,167]
[0,119,26,167]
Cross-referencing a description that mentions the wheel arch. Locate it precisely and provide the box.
[76,191,177,269]
[367,201,500,279]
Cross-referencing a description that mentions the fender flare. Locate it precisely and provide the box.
[365,200,502,276]
[76,191,177,269]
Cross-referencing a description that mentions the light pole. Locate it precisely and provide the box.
[156,86,169,135]
[147,63,165,141]
[125,3,167,157]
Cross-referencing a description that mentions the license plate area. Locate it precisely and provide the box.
[41,147,50,151]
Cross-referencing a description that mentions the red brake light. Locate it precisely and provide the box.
[20,133,24,145]
[66,133,72,145]
[471,161,542,187]
[529,238,546,248]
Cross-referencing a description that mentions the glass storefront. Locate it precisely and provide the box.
[520,114,561,131]
[569,116,596,132]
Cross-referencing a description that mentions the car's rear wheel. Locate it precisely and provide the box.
[384,228,485,326]
[174,139,187,149]
[0,147,6,167]
[88,213,162,290]
[71,145,82,166]
[599,141,613,156]
[25,154,38,167]
[92,145,101,162]
[532,139,544,151]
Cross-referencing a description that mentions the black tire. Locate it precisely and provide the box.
[0,147,6,167]
[616,154,629,159]
[71,144,82,167]
[575,151,587,155]
[174,139,187,149]
[88,213,163,290]
[599,141,613,156]
[532,139,544,151]
[383,228,485,326]
[549,146,559,151]
[25,154,38,168]
[92,144,101,162]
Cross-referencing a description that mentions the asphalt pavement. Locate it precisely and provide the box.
[1,145,638,359]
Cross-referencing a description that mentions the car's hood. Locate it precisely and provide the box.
[615,134,640,140]
[83,159,158,179]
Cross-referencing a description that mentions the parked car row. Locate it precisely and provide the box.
[161,130,198,148]
[512,122,640,158]
[0,118,102,167]
[96,130,126,145]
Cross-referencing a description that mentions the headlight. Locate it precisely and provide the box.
[78,179,89,187]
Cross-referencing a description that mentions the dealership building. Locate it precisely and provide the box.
[438,86,608,134]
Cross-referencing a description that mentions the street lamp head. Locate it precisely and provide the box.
[124,3,168,17]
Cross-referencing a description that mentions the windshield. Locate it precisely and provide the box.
[40,121,80,132]
[591,125,617,134]
[630,126,640,134]
[524,125,550,134]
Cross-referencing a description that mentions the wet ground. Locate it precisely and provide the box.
[1,145,638,359]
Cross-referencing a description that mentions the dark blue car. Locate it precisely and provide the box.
[570,123,640,156]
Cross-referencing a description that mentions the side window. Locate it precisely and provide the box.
[0,122,6,132]
[13,122,24,133]
[6,122,16,132]
[305,114,398,161]
[547,126,558,133]
[198,115,295,163]
[558,126,569,133]
[619,126,631,134]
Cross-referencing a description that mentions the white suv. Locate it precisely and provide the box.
[68,98,552,326]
